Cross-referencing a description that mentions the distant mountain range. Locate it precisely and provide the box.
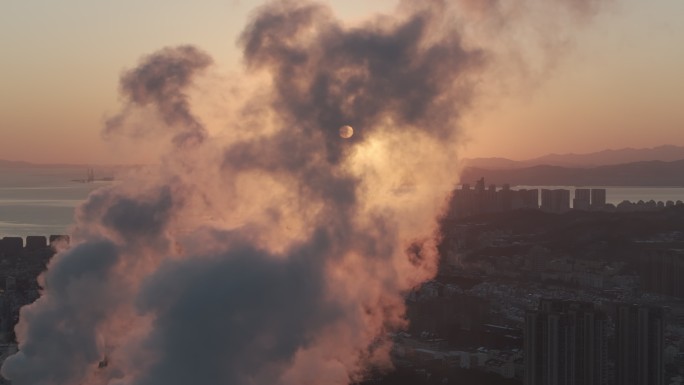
[0,159,42,168]
[4,145,684,186]
[0,159,131,169]
[461,159,684,187]
[0,159,91,168]
[464,145,684,169]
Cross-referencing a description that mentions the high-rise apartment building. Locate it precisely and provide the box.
[615,304,664,385]
[640,249,684,298]
[451,178,540,218]
[541,189,571,214]
[591,189,607,208]
[525,299,608,385]
[574,188,591,210]
[573,188,608,210]
[512,189,540,210]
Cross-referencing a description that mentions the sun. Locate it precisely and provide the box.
[339,125,354,139]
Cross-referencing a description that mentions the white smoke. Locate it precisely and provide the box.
[1,1,609,384]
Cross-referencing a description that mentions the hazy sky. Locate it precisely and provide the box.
[1,0,683,164]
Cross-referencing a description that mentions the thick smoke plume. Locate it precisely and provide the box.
[104,46,212,148]
[2,1,607,384]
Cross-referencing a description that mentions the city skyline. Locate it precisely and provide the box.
[1,0,683,164]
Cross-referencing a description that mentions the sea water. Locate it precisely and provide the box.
[0,167,109,238]
[2,168,684,239]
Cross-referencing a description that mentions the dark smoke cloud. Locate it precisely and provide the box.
[104,45,212,147]
[87,186,173,231]
[239,0,483,163]
[2,240,121,385]
[133,233,338,385]
[2,1,610,385]
[457,0,607,20]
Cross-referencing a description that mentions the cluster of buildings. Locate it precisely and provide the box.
[392,334,524,380]
[428,203,684,384]
[451,178,608,217]
[399,277,674,385]
[525,299,664,385]
[640,248,684,298]
[404,273,674,384]
[2,214,683,384]
[616,199,684,212]
[0,235,68,344]
[0,235,69,257]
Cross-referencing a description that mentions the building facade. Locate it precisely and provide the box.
[525,299,608,385]
[615,304,664,385]
[541,189,571,214]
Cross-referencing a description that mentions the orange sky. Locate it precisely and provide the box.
[1,0,683,164]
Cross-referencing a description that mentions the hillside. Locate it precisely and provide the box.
[464,145,684,169]
[460,159,684,187]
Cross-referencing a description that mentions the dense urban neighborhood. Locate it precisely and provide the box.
[2,182,684,384]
